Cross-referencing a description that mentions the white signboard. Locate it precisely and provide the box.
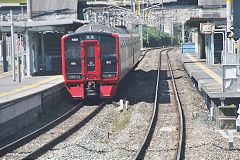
[200,23,215,34]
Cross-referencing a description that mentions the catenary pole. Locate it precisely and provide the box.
[10,10,16,81]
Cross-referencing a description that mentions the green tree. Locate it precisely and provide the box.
[134,25,174,48]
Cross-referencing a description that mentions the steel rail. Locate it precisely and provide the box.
[138,47,165,66]
[22,101,106,160]
[133,48,170,160]
[0,102,83,157]
[166,50,185,160]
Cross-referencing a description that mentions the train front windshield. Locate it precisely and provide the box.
[64,34,117,80]
[64,37,82,80]
[100,35,117,79]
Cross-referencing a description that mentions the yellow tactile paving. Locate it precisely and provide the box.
[185,53,222,84]
[0,75,62,98]
[0,72,11,79]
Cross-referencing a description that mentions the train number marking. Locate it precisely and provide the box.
[71,62,77,65]
[71,38,78,42]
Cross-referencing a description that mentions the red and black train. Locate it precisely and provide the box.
[61,24,141,99]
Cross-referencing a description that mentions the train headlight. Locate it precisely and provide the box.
[102,74,116,79]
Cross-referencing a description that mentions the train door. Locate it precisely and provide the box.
[81,41,101,80]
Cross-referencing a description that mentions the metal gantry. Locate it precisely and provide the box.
[83,5,140,28]
[1,1,200,80]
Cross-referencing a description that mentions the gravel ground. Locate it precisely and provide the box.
[1,101,99,160]
[169,49,240,160]
[3,48,240,160]
[38,49,162,159]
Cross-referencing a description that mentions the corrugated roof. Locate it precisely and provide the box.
[185,17,226,25]
[32,0,78,21]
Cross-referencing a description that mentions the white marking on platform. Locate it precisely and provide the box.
[185,53,222,84]
[0,75,62,97]
[0,72,11,79]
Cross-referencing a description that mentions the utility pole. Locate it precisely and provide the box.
[161,0,164,31]
[17,36,21,82]
[27,0,32,21]
[227,0,233,53]
[171,10,174,46]
[26,31,31,77]
[10,10,16,81]
[94,12,97,24]
[139,24,143,49]
[143,10,146,22]
[137,0,140,17]
[182,22,185,43]
[26,0,32,77]
[2,34,7,72]
[131,0,135,12]
[1,13,7,72]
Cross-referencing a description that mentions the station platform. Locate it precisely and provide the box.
[180,52,240,129]
[0,73,64,103]
[0,73,65,139]
[180,52,240,99]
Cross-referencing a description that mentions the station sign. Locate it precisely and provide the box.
[200,23,215,34]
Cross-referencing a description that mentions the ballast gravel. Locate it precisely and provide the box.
[40,48,240,159]
[169,49,240,160]
[3,48,240,160]
[39,49,160,159]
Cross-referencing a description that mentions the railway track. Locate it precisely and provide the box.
[134,49,185,160]
[0,101,106,159]
[139,47,163,62]
[0,47,185,159]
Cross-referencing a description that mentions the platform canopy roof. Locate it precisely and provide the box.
[0,19,88,32]
[185,17,226,28]
[0,0,89,33]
